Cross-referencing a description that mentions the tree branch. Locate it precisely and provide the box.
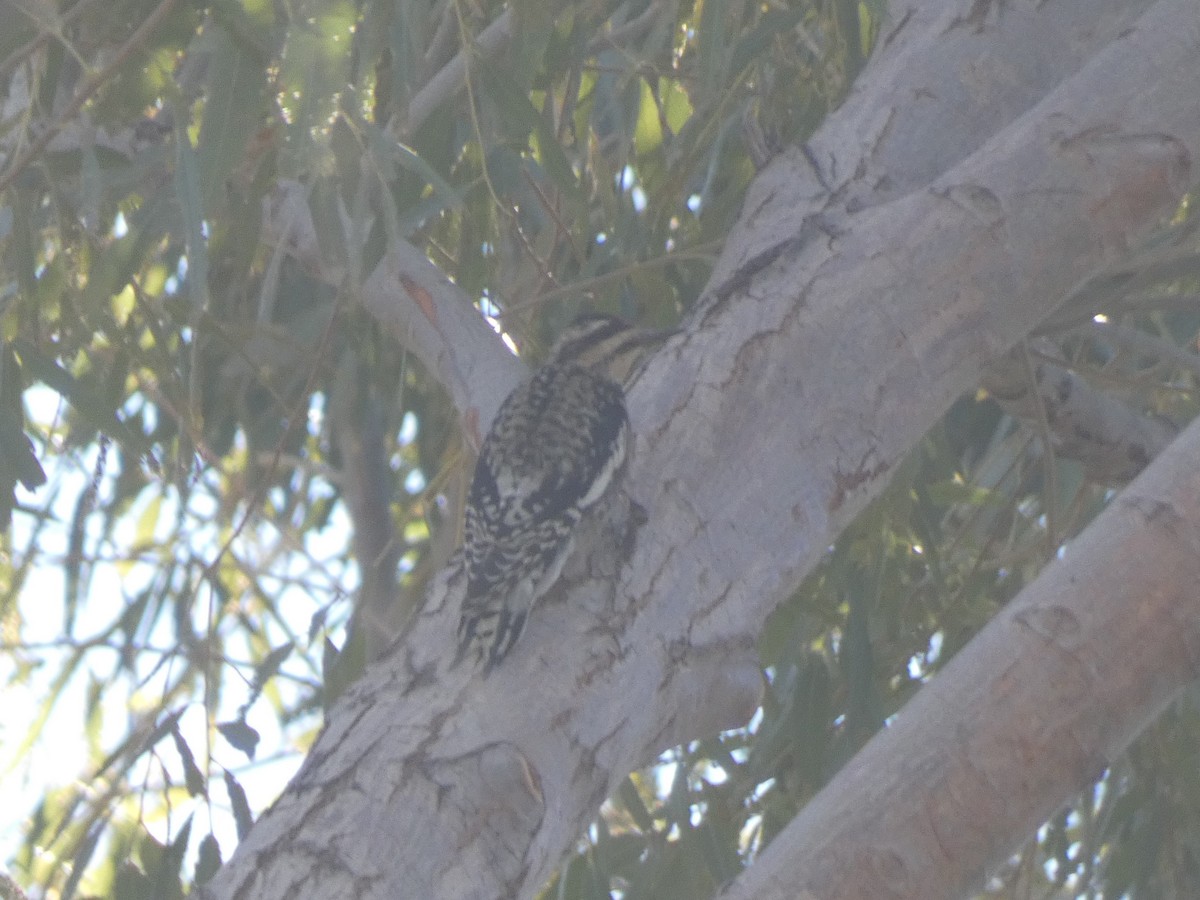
[397,9,514,141]
[718,391,1200,899]
[201,0,1200,896]
[262,180,527,445]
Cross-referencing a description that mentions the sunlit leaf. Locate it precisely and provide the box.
[276,1,356,171]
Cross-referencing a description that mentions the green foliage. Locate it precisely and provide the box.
[1,0,1199,898]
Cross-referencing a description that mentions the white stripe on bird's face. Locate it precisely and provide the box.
[546,314,677,386]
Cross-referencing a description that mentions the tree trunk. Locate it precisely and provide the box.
[201,1,1200,896]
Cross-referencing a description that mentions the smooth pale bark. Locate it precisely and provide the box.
[202,0,1200,897]
[720,406,1200,899]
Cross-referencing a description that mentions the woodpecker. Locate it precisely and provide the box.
[457,313,672,673]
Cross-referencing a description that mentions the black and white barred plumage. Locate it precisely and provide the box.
[457,314,667,672]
